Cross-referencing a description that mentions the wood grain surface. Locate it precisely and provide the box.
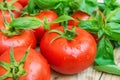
[51,47,120,80]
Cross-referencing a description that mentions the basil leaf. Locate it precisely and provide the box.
[34,0,68,10]
[27,0,36,14]
[106,8,120,23]
[98,30,104,38]
[102,0,119,16]
[10,17,42,29]
[98,3,105,12]
[95,37,114,65]
[79,20,99,33]
[94,65,120,75]
[77,0,98,15]
[114,41,120,48]
[104,22,120,40]
[51,15,74,24]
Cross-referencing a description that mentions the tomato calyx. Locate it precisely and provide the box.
[0,0,19,11]
[0,46,30,80]
[49,26,78,43]
[43,17,51,30]
[0,10,22,37]
[1,27,22,37]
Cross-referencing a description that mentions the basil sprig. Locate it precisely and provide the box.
[79,5,120,75]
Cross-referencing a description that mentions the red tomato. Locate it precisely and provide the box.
[68,11,89,26]
[0,0,23,18]
[12,1,23,18]
[40,26,97,74]
[0,0,23,29]
[18,0,28,7]
[0,30,36,55]
[0,47,50,80]
[34,10,59,43]
[0,11,11,30]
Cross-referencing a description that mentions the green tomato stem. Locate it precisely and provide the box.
[0,46,30,80]
[1,10,9,27]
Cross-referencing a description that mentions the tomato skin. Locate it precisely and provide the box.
[68,11,89,26]
[40,26,97,74]
[0,0,23,29]
[34,10,59,43]
[0,11,11,30]
[0,47,50,80]
[12,2,23,18]
[0,0,23,18]
[0,30,36,55]
[18,0,28,7]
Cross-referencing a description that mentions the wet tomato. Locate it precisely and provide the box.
[0,30,36,55]
[34,10,59,43]
[0,47,50,80]
[40,25,97,74]
[68,11,89,26]
[18,0,28,7]
[0,0,23,29]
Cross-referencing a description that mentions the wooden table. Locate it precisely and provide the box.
[51,47,120,80]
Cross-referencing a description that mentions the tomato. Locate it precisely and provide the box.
[18,0,28,7]
[0,30,36,55]
[0,47,50,80]
[68,11,89,26]
[0,11,11,30]
[12,1,23,18]
[0,0,23,29]
[34,10,59,43]
[0,0,23,18]
[40,26,97,74]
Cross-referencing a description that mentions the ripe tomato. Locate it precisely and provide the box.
[34,10,59,43]
[0,47,50,80]
[0,11,11,30]
[0,0,23,29]
[18,0,28,7]
[40,26,97,74]
[12,1,23,18]
[0,30,36,55]
[68,11,89,26]
[0,0,23,18]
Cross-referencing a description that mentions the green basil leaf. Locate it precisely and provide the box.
[102,0,119,16]
[98,3,105,12]
[98,30,104,38]
[95,37,114,65]
[34,0,68,10]
[78,20,99,33]
[51,15,74,24]
[94,65,120,75]
[104,22,120,40]
[77,0,98,15]
[106,8,120,23]
[10,17,43,29]
[27,0,36,14]
[114,41,120,48]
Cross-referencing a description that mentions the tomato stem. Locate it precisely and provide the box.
[1,11,9,26]
[49,26,78,43]
[3,0,7,8]
[43,17,50,30]
[0,46,30,80]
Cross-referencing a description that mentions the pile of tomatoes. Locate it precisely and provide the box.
[0,0,97,80]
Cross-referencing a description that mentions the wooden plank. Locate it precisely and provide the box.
[114,47,120,67]
[51,67,102,80]
[77,67,102,80]
[100,73,120,80]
